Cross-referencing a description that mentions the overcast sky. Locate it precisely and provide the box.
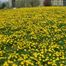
[0,0,7,2]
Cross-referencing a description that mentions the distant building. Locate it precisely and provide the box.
[8,0,66,8]
[51,0,63,6]
[40,0,66,6]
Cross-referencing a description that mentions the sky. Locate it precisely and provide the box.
[0,0,7,2]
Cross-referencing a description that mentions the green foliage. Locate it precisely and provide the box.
[15,0,40,7]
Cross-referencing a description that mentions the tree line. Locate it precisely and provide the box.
[0,0,52,9]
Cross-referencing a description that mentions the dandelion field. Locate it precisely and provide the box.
[0,7,66,66]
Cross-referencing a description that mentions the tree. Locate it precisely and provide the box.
[15,0,40,7]
[30,0,40,7]
[0,1,2,9]
[12,0,15,7]
[0,1,9,9]
[44,0,51,6]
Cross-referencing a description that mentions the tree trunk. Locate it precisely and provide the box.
[44,0,51,6]
[12,0,15,7]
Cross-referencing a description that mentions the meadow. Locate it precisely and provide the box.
[0,7,66,66]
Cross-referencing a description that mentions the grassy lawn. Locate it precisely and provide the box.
[0,7,66,66]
